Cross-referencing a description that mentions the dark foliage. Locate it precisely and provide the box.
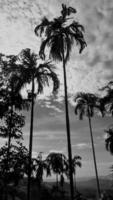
[18,48,59,95]
[0,110,25,139]
[35,4,86,63]
[105,126,113,155]
[100,81,113,116]
[0,142,29,186]
[74,92,105,119]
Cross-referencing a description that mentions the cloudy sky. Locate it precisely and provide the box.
[0,0,113,178]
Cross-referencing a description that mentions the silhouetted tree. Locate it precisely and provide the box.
[32,152,51,187]
[100,81,113,116]
[18,48,59,200]
[74,92,103,199]
[0,54,29,159]
[46,152,68,190]
[105,126,113,154]
[0,111,25,141]
[35,4,86,200]
[0,142,29,199]
[72,156,82,193]
[66,155,82,194]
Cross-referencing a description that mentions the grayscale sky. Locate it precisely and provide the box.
[0,0,113,178]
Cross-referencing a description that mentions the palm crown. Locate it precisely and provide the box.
[74,92,104,120]
[35,4,86,62]
[18,48,59,95]
[46,152,68,175]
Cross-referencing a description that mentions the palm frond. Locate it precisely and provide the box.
[61,4,76,18]
[39,37,52,60]
[34,17,50,36]
[35,62,59,94]
[49,35,64,61]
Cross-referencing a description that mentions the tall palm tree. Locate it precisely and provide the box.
[35,5,86,200]
[105,126,113,154]
[74,92,103,199]
[72,155,82,193]
[18,48,59,200]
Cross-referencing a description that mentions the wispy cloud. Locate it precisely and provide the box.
[0,0,113,102]
[72,143,92,150]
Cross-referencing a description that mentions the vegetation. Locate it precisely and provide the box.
[0,3,113,200]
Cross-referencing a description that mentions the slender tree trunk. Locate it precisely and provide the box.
[7,105,13,159]
[88,109,101,199]
[7,86,14,166]
[5,105,13,200]
[74,170,77,193]
[62,54,74,200]
[27,77,35,200]
[56,173,58,191]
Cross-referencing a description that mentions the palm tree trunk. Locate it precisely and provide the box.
[7,86,14,166]
[62,53,74,200]
[27,77,35,200]
[7,105,13,159]
[88,109,101,199]
[74,171,77,193]
[56,173,58,191]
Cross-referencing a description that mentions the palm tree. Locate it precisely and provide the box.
[46,152,68,190]
[32,152,51,187]
[18,48,59,200]
[35,5,86,200]
[66,155,82,194]
[74,92,103,199]
[105,126,113,154]
[72,155,82,193]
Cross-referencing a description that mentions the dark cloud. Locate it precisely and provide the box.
[104,59,113,70]
[88,52,101,67]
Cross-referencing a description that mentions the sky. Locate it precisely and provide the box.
[0,0,113,179]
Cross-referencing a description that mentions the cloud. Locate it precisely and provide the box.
[103,133,108,140]
[0,0,113,102]
[49,149,63,154]
[72,143,92,150]
[0,138,7,148]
